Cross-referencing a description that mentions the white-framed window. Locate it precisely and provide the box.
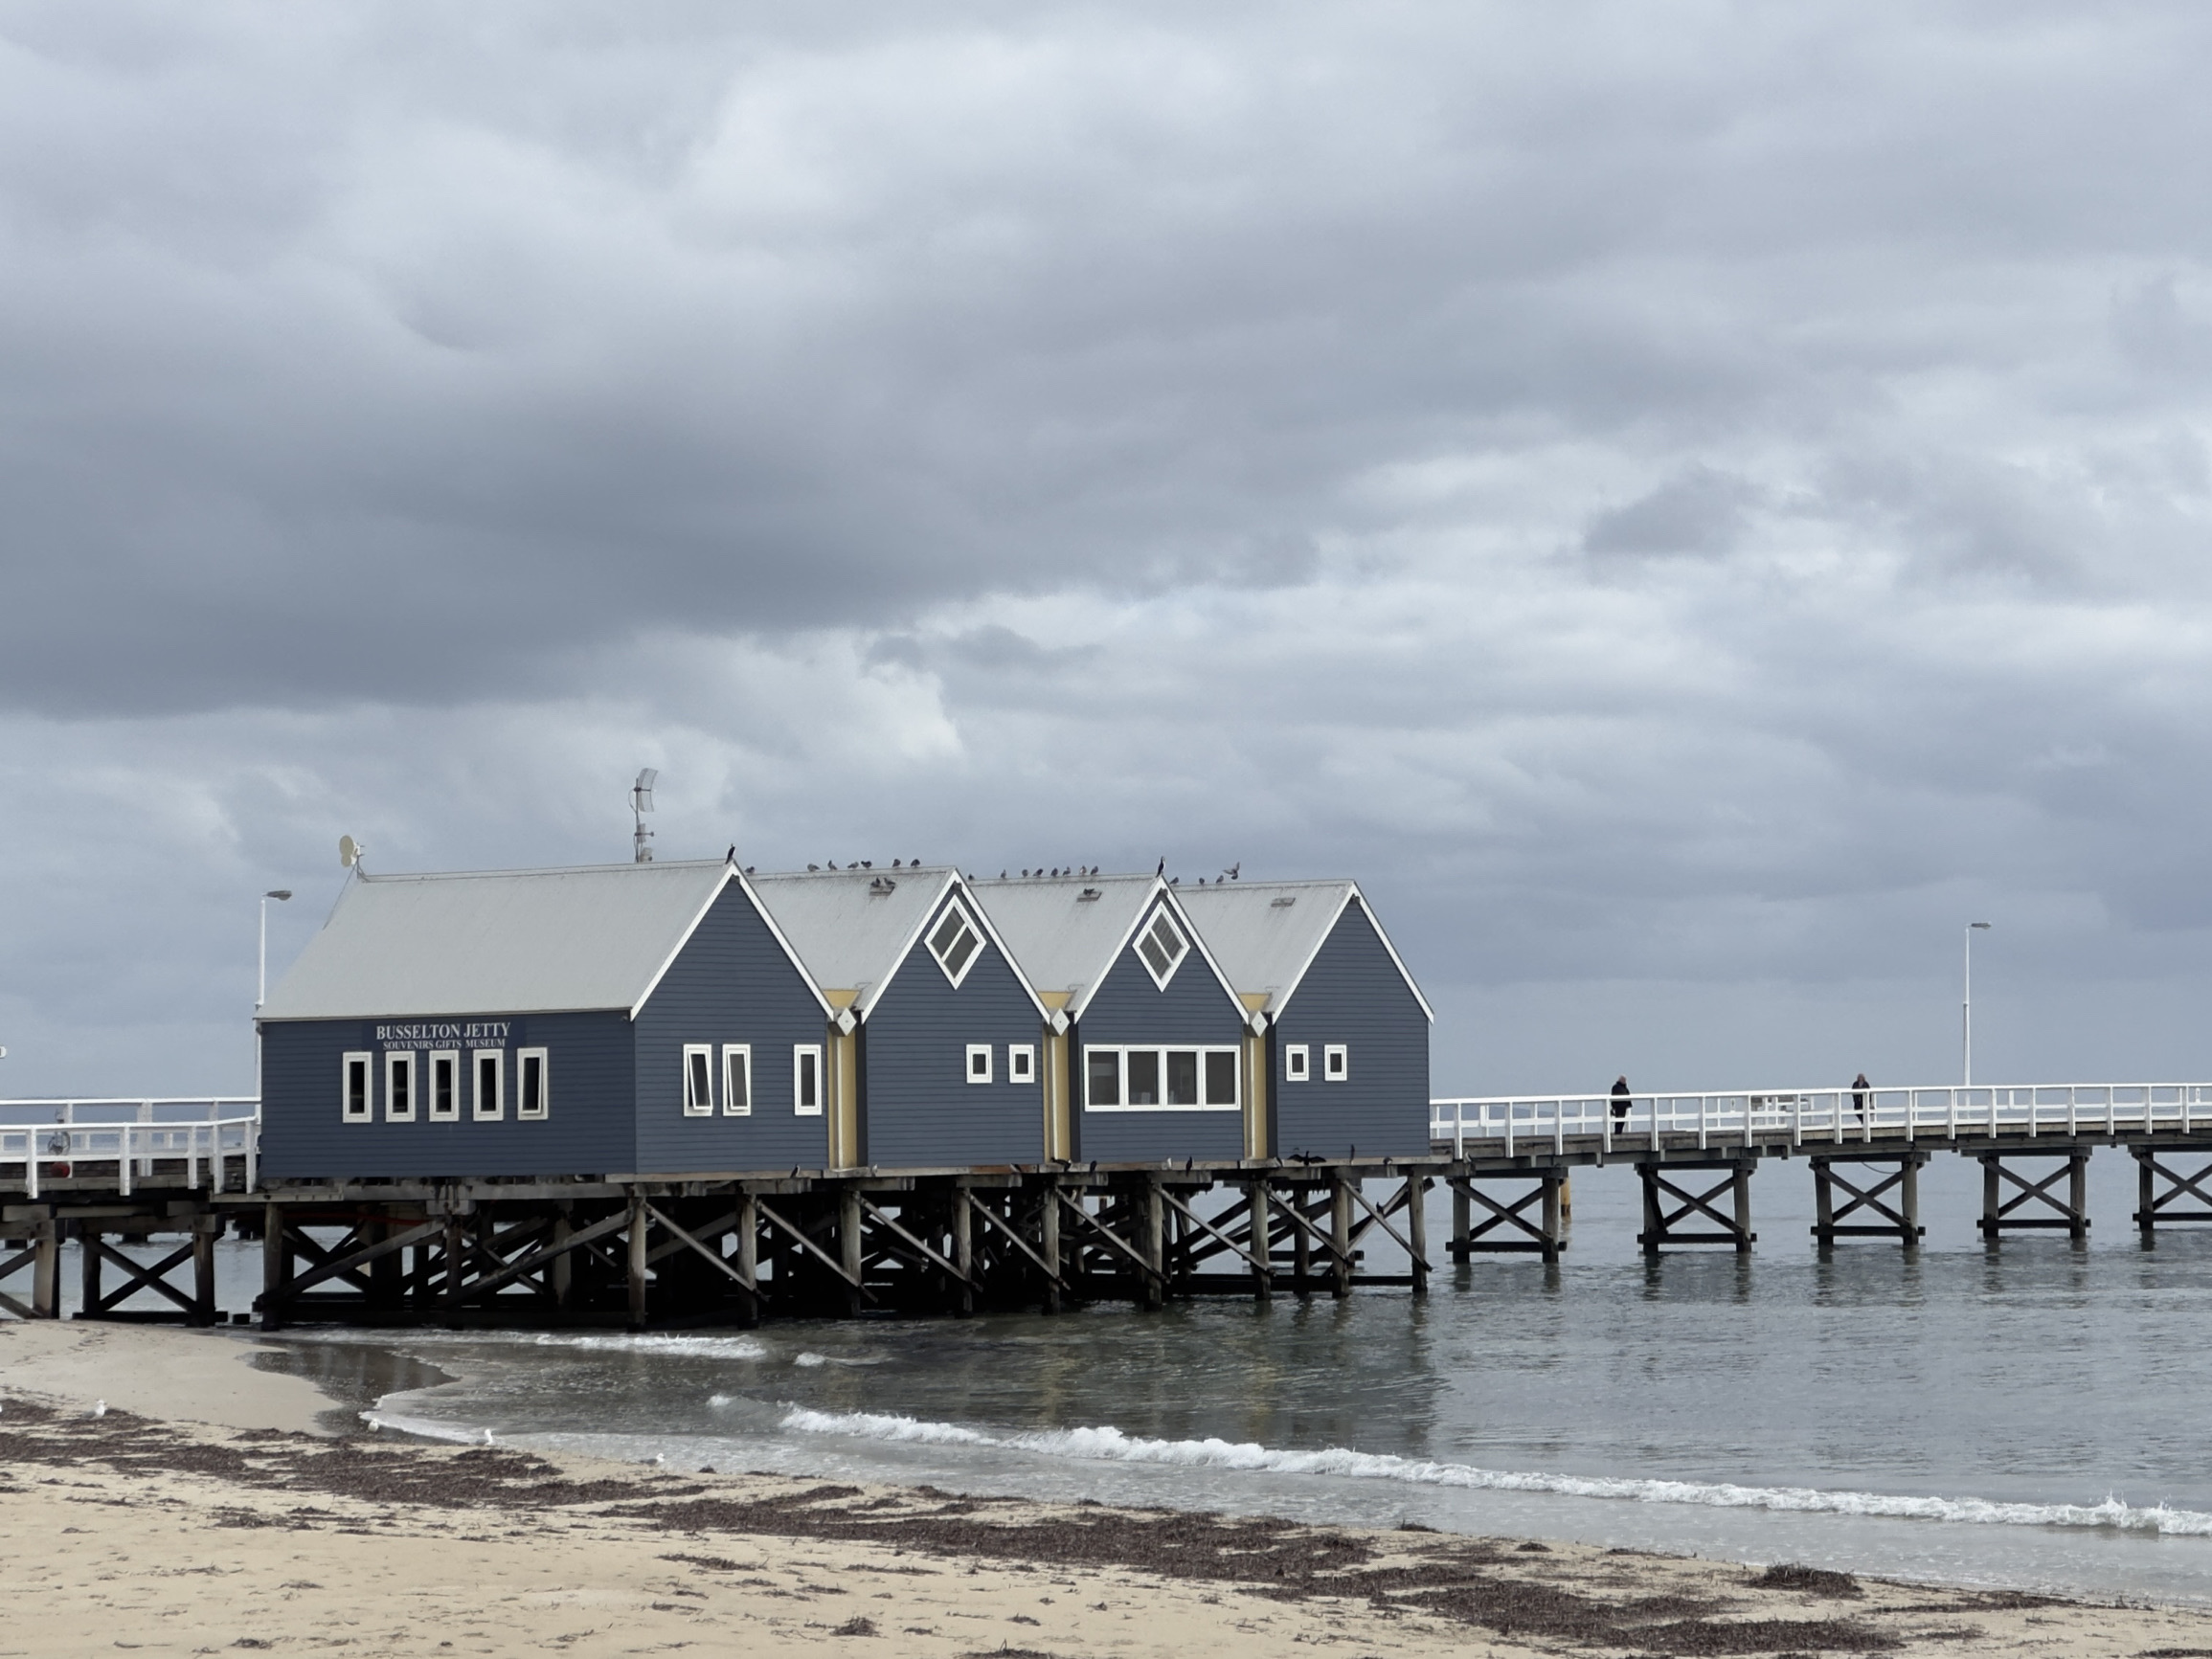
[472,1048,505,1121]
[1284,1043,1310,1083]
[683,1043,715,1115]
[341,1052,373,1123]
[722,1044,753,1116]
[926,900,984,987]
[1008,1043,1035,1084]
[966,1042,993,1084]
[428,1050,461,1122]
[1083,1044,1239,1111]
[516,1048,550,1120]
[384,1051,417,1123]
[1324,1043,1348,1082]
[793,1043,824,1116]
[1133,907,1189,989]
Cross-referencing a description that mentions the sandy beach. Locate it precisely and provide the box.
[1,1321,2208,1658]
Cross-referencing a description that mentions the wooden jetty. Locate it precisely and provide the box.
[2,1082,2209,1328]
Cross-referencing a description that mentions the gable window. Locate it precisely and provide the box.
[342,1053,372,1123]
[1324,1043,1348,1082]
[794,1044,824,1116]
[722,1045,753,1116]
[683,1044,715,1115]
[1008,1044,1035,1084]
[516,1048,549,1120]
[1134,908,1188,988]
[1284,1044,1310,1083]
[1083,1045,1239,1111]
[927,901,983,987]
[966,1042,993,1084]
[385,1051,416,1123]
[428,1050,461,1122]
[473,1048,505,1120]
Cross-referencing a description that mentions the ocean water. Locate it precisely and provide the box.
[116,1149,2212,1603]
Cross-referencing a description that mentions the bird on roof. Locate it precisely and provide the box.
[827,861,838,870]
[892,859,901,867]
[1156,857,1164,876]
[999,870,1006,880]
[726,844,736,863]
[1170,876,1180,885]
[1225,863,1240,881]
[808,863,820,872]
[745,865,756,875]
[861,861,872,868]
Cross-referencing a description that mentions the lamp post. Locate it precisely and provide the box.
[1963,921,1992,1086]
[258,890,294,1011]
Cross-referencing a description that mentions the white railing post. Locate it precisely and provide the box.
[1698,1095,1707,1151]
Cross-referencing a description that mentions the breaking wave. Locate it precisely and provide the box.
[779,1408,2212,1537]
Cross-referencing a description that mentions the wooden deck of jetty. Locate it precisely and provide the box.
[1,1083,2209,1328]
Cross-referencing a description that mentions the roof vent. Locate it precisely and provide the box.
[869,876,896,896]
[1077,886,1101,901]
[1271,895,1296,908]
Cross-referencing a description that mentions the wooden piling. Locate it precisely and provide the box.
[625,1194,648,1330]
[1330,1177,1353,1298]
[1038,1179,1062,1314]
[1140,1177,1165,1310]
[32,1220,59,1319]
[1246,1178,1273,1301]
[952,1186,974,1315]
[260,1201,285,1332]
[192,1214,219,1326]
[1405,1175,1429,1296]
[839,1184,865,1317]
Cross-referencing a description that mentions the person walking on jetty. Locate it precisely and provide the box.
[1851,1072,1871,1125]
[1611,1075,1632,1131]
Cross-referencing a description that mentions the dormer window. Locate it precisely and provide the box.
[1135,907,1188,989]
[927,899,983,987]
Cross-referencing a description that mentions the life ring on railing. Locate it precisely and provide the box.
[45,1162,72,1178]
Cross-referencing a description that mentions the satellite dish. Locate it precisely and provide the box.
[339,835,361,869]
[634,767,658,810]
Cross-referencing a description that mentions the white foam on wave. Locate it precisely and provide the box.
[779,1408,2212,1538]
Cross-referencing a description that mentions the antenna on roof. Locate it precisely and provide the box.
[338,835,364,871]
[631,769,658,863]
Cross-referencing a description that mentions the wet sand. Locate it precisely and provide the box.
[4,1320,2211,1658]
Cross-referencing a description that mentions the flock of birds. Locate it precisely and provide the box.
[782,859,1247,886]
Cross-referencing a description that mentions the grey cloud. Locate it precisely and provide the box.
[1584,467,1759,559]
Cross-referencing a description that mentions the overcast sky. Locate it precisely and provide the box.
[6,1,2212,1098]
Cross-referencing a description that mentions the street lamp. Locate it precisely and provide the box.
[259,890,293,1011]
[1963,921,1992,1086]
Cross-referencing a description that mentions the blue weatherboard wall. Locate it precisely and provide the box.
[1072,916,1247,1162]
[863,895,1043,1167]
[258,1008,633,1180]
[1270,898,1431,1158]
[631,881,832,1172]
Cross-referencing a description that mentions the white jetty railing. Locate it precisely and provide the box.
[1430,1083,2212,1158]
[0,1098,260,1199]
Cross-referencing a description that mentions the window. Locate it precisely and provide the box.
[342,1052,372,1123]
[1134,908,1188,989]
[1008,1044,1035,1084]
[472,1048,505,1120]
[428,1051,461,1122]
[793,1044,824,1116]
[516,1048,549,1120]
[1083,1045,1239,1111]
[683,1043,715,1115]
[1324,1043,1348,1082]
[385,1051,416,1122]
[966,1042,993,1084]
[926,901,983,987]
[722,1045,752,1116]
[1284,1043,1310,1083]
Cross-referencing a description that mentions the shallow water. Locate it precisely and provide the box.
[205,1148,2212,1605]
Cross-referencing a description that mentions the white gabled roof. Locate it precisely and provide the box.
[1173,880,1433,1022]
[747,866,960,1014]
[970,874,1242,1020]
[259,860,817,1021]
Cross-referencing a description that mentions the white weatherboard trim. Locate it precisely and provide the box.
[1133,906,1189,990]
[473,1047,504,1121]
[722,1044,753,1116]
[966,1042,993,1084]
[1082,1043,1241,1112]
[516,1047,549,1119]
[1008,1043,1035,1083]
[1324,1042,1348,1082]
[929,896,987,990]
[1284,1043,1309,1082]
[793,1044,824,1116]
[1265,886,1436,1024]
[341,1052,372,1123]
[384,1051,417,1123]
[427,1050,461,1121]
[683,1043,714,1116]
[630,865,836,1021]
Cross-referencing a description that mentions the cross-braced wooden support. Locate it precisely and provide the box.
[1978,1152,2088,1241]
[1637,1159,1755,1253]
[0,1221,62,1319]
[1811,1154,1926,1246]
[1447,1172,1566,1264]
[2131,1145,2212,1234]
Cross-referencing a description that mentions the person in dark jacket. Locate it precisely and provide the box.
[1850,1072,1870,1125]
[1611,1075,1632,1130]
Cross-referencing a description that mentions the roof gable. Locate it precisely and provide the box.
[1173,880,1433,1022]
[748,866,960,1013]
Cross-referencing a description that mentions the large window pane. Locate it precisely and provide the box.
[1205,1050,1238,1107]
[1166,1050,1199,1106]
[1087,1049,1120,1107]
[1127,1049,1160,1106]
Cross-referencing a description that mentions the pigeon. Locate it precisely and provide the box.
[726,844,737,863]
[999,870,1007,880]
[1156,857,1165,876]
[828,861,838,869]
[808,863,821,871]
[1224,863,1240,881]
[861,861,872,868]
[892,858,901,867]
